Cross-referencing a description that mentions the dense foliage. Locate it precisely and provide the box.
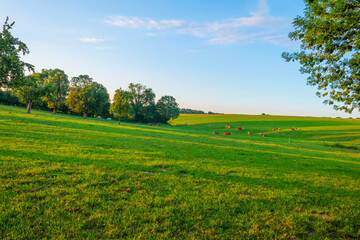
[0,17,33,89]
[66,75,109,119]
[0,90,21,106]
[283,0,360,113]
[15,74,47,113]
[1,79,179,123]
[109,88,130,124]
[110,83,180,123]
[41,69,69,114]
[155,95,180,123]
[127,83,156,122]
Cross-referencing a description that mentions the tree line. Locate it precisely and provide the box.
[179,108,222,115]
[0,17,179,124]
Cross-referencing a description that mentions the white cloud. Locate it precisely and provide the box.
[254,0,270,16]
[197,0,290,45]
[80,37,104,43]
[106,0,291,46]
[207,32,267,45]
[106,16,185,30]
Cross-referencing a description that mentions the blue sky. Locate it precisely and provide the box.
[1,0,358,117]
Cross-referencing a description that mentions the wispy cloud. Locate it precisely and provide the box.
[261,35,293,46]
[254,0,270,16]
[80,37,104,43]
[186,0,290,45]
[106,16,185,30]
[105,0,291,45]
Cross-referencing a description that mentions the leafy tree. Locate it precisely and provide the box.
[282,0,360,113]
[40,69,69,114]
[89,82,110,117]
[110,88,131,124]
[66,75,92,119]
[66,75,109,119]
[127,83,155,122]
[0,17,34,89]
[155,96,180,123]
[15,74,46,113]
[70,74,92,88]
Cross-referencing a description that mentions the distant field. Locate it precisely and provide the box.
[1,105,359,239]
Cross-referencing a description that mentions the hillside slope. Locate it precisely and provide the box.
[1,105,359,239]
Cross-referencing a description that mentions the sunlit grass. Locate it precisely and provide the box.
[1,105,359,239]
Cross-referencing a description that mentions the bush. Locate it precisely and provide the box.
[0,90,22,106]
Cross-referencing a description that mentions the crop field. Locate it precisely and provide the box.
[0,105,359,239]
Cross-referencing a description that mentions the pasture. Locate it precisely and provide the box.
[0,105,359,239]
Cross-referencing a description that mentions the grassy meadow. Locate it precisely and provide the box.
[0,105,359,239]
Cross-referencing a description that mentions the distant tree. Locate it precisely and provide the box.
[127,83,155,122]
[110,83,180,124]
[110,88,131,124]
[15,74,46,113]
[155,96,180,123]
[89,82,110,117]
[66,75,92,119]
[66,75,109,119]
[0,17,34,89]
[282,0,360,113]
[179,108,205,114]
[40,69,69,114]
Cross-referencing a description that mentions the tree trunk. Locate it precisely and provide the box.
[27,101,32,114]
[118,118,121,125]
[53,108,56,115]
[83,112,87,119]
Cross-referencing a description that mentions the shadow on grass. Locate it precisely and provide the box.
[5,115,360,167]
[326,143,359,151]
[1,148,358,199]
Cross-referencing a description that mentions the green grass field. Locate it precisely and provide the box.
[1,105,359,239]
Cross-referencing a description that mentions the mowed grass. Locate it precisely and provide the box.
[0,105,359,239]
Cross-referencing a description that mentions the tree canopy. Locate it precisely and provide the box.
[127,83,156,122]
[0,17,33,89]
[90,82,110,116]
[40,69,69,114]
[15,73,46,113]
[110,88,131,124]
[155,96,180,123]
[108,83,180,124]
[282,0,360,113]
[66,75,109,119]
